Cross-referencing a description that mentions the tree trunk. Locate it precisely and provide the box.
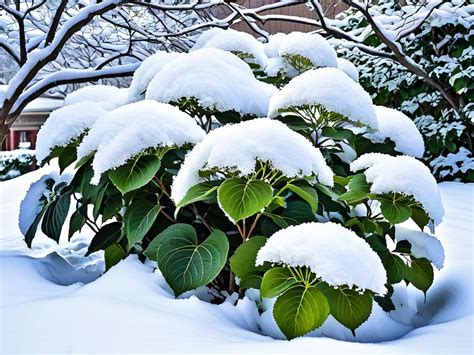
[0,121,12,148]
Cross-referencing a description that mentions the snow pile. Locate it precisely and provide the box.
[264,57,299,78]
[76,101,205,184]
[269,67,378,129]
[351,153,445,224]
[191,27,224,50]
[146,48,269,116]
[64,85,128,108]
[367,106,425,158]
[171,118,333,204]
[395,226,445,269]
[127,51,181,102]
[264,33,287,58]
[35,102,108,164]
[256,222,387,294]
[278,32,338,69]
[197,28,267,68]
[337,58,359,82]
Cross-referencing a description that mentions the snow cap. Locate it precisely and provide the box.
[64,85,128,108]
[337,58,359,82]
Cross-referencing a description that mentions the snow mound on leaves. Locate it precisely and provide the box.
[35,102,108,164]
[77,101,205,184]
[256,222,387,294]
[367,106,425,158]
[395,226,445,269]
[171,118,333,204]
[127,51,181,102]
[191,27,225,50]
[198,28,267,68]
[264,33,287,58]
[264,57,299,78]
[269,67,378,129]
[146,48,269,116]
[351,153,444,225]
[278,32,338,69]
[337,58,359,82]
[64,85,128,108]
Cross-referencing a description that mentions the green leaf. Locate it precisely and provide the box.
[411,205,430,230]
[339,174,370,204]
[175,181,220,217]
[230,236,269,289]
[156,224,229,296]
[104,244,126,271]
[143,235,161,261]
[92,181,109,220]
[382,253,407,284]
[381,202,412,224]
[86,222,123,256]
[108,154,161,194]
[261,267,298,298]
[124,200,161,249]
[273,286,330,340]
[287,184,318,214]
[324,288,373,332]
[407,257,434,295]
[68,209,86,240]
[24,207,47,248]
[217,178,273,222]
[41,192,71,243]
[57,146,77,173]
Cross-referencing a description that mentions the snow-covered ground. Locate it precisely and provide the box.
[1,167,472,354]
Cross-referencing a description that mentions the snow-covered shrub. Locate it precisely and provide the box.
[0,149,35,181]
[20,30,446,341]
[332,0,473,182]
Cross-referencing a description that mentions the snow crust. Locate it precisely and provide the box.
[367,106,425,158]
[146,48,269,116]
[269,67,378,129]
[127,51,181,102]
[278,32,338,69]
[171,118,334,204]
[256,222,387,294]
[351,153,444,224]
[35,102,108,164]
[337,58,359,82]
[76,101,205,184]
[395,226,445,269]
[64,85,128,108]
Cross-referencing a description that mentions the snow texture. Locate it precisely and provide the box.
[191,27,224,50]
[64,85,128,108]
[351,153,444,224]
[35,102,109,164]
[395,226,445,270]
[367,106,425,158]
[264,56,299,78]
[269,67,378,129]
[127,51,181,102]
[78,101,206,184]
[264,33,287,58]
[171,118,334,204]
[278,32,338,69]
[146,48,269,116]
[337,58,359,82]
[256,222,387,294]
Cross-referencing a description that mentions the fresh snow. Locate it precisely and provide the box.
[0,169,473,352]
[35,102,109,164]
[256,222,387,294]
[264,56,299,78]
[191,27,224,50]
[278,32,338,69]
[64,84,128,108]
[351,153,445,225]
[367,106,425,158]
[337,58,359,82]
[171,118,334,204]
[395,226,445,270]
[146,48,269,116]
[264,33,287,58]
[269,67,378,129]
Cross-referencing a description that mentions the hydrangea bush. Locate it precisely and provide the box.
[20,30,446,340]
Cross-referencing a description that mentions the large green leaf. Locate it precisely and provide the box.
[260,267,298,298]
[174,181,220,217]
[324,287,373,333]
[287,183,318,214]
[68,208,87,240]
[381,202,412,224]
[339,174,370,205]
[382,253,408,284]
[230,236,269,289]
[407,257,434,295]
[109,154,161,194]
[217,178,273,222]
[41,192,71,243]
[86,222,123,256]
[124,200,161,249]
[24,207,48,248]
[104,243,126,271]
[156,224,229,296]
[273,286,330,340]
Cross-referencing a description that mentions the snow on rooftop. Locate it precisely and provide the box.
[171,118,334,205]
[23,96,64,113]
[83,101,205,184]
[256,222,387,294]
[278,32,338,69]
[35,101,109,164]
[146,48,269,117]
[127,51,181,102]
[269,67,378,129]
[337,58,359,82]
[64,85,128,108]
[351,153,444,224]
[367,106,425,158]
[395,226,445,269]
